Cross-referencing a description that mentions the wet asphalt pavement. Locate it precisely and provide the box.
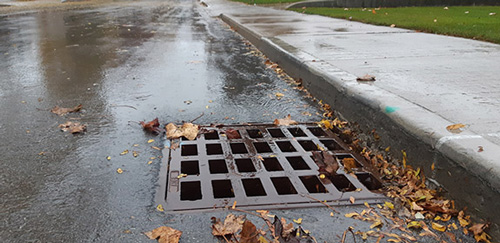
[0,1,478,242]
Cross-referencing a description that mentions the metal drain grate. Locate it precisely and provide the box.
[157,124,385,212]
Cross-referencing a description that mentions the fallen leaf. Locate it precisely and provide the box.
[148,139,155,143]
[117,168,123,174]
[273,114,298,126]
[432,222,446,232]
[478,146,484,152]
[140,118,161,134]
[120,150,129,155]
[107,156,111,161]
[212,214,245,236]
[312,151,339,176]
[345,212,360,218]
[411,202,423,211]
[133,151,139,157]
[349,196,355,204]
[156,204,164,212]
[224,129,241,139]
[390,24,396,28]
[166,123,199,140]
[293,218,302,224]
[356,74,376,81]
[370,219,383,228]
[343,158,357,172]
[144,226,182,243]
[446,123,465,133]
[51,104,82,116]
[407,221,422,229]
[384,201,394,210]
[445,232,457,243]
[240,220,259,243]
[58,121,87,134]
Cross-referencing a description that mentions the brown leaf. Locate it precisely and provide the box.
[280,218,294,237]
[166,123,199,140]
[144,226,182,243]
[312,151,339,176]
[446,123,465,133]
[140,118,161,134]
[211,214,245,236]
[356,74,376,81]
[469,222,489,235]
[445,232,457,243]
[240,220,259,243]
[343,158,357,172]
[51,104,83,116]
[224,129,241,139]
[58,121,86,134]
[273,114,298,126]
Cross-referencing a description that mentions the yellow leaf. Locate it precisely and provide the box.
[177,173,187,179]
[232,201,237,209]
[152,146,161,150]
[384,201,394,210]
[293,218,302,224]
[446,123,465,133]
[451,223,458,230]
[156,204,164,212]
[387,239,401,242]
[148,161,153,165]
[120,150,129,155]
[319,174,326,179]
[345,212,359,218]
[258,236,269,243]
[432,222,446,232]
[132,151,139,157]
[401,150,407,168]
[133,144,139,147]
[318,119,333,129]
[275,92,285,98]
[330,212,334,217]
[431,163,435,171]
[107,156,111,161]
[117,168,123,174]
[150,157,156,160]
[407,221,422,229]
[147,139,154,143]
[370,220,383,229]
[385,146,391,152]
[364,202,370,208]
[350,196,355,204]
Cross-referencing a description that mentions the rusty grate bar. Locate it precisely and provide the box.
[157,124,385,212]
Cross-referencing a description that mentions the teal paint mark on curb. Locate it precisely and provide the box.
[385,106,400,113]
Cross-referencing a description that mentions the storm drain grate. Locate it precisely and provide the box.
[157,124,385,212]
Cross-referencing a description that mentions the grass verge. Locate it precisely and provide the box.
[230,0,302,5]
[289,6,500,44]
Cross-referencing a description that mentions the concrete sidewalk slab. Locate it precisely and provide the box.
[202,0,500,235]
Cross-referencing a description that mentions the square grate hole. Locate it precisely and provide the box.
[288,127,306,137]
[267,128,286,138]
[247,129,263,138]
[181,145,198,156]
[204,131,219,140]
[271,177,297,195]
[300,176,328,193]
[180,181,202,200]
[206,144,223,155]
[235,158,256,173]
[262,157,283,171]
[286,156,310,170]
[181,161,199,175]
[209,159,228,174]
[230,143,248,154]
[242,178,267,197]
[212,180,235,198]
[330,174,356,192]
[320,139,343,150]
[253,142,272,153]
[337,154,363,168]
[356,173,382,190]
[298,140,319,151]
[276,141,296,152]
[308,127,328,137]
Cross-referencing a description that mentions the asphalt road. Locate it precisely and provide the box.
[0,1,478,242]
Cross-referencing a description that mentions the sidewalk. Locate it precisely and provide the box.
[202,0,500,233]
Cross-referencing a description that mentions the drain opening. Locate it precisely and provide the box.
[235,158,257,173]
[254,142,273,153]
[212,180,235,198]
[276,141,296,152]
[247,129,263,138]
[300,176,328,193]
[356,173,382,190]
[180,181,202,200]
[331,174,356,192]
[308,127,328,137]
[262,157,283,171]
[271,177,298,195]
[181,161,199,175]
[267,128,286,138]
[206,144,223,155]
[181,145,198,156]
[230,143,248,154]
[242,178,267,196]
[288,127,306,137]
[320,139,343,150]
[286,156,310,170]
[337,154,363,169]
[298,140,319,151]
[209,159,228,174]
[204,131,219,140]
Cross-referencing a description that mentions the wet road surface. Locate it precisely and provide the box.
[0,1,477,242]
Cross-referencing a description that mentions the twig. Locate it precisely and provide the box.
[190,112,205,123]
[341,227,356,243]
[301,194,340,213]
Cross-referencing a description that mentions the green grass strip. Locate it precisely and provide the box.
[290,6,500,44]
[230,0,302,5]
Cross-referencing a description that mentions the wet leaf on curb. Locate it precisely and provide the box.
[356,74,376,81]
[144,226,182,243]
[431,222,446,232]
[117,168,123,174]
[166,123,199,140]
[446,123,465,133]
[273,114,297,126]
[211,214,245,236]
[140,118,162,134]
[58,121,86,134]
[156,204,164,212]
[469,223,491,243]
[51,104,82,116]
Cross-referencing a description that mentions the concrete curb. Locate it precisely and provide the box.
[220,13,500,233]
